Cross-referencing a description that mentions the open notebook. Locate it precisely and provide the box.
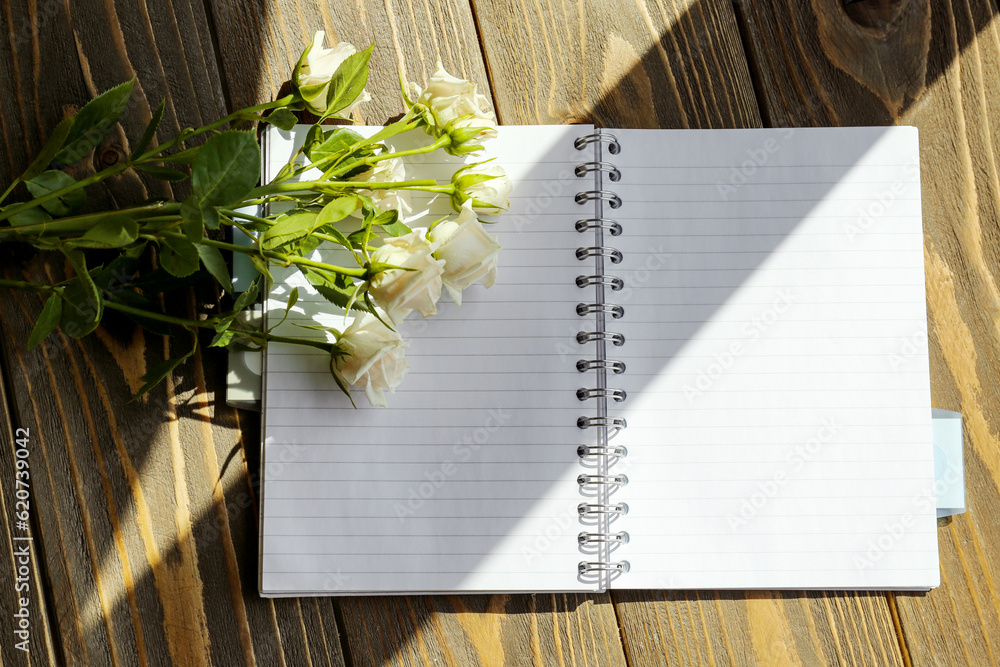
[258,124,939,596]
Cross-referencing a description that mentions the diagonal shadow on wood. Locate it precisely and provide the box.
[0,0,996,664]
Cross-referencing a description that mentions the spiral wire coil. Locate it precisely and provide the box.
[573,129,629,580]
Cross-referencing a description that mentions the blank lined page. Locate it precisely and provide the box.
[260,125,596,595]
[605,127,939,589]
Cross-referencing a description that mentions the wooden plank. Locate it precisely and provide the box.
[736,0,1000,664]
[475,0,912,663]
[474,0,762,127]
[205,1,629,665]
[208,0,490,118]
[0,353,59,665]
[338,594,625,667]
[0,1,347,664]
[615,590,903,666]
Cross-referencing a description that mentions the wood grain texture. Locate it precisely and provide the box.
[208,0,490,121]
[737,0,1000,664]
[615,590,904,666]
[473,0,762,128]
[0,1,346,665]
[337,594,626,667]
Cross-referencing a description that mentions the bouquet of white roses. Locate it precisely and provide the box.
[0,32,511,407]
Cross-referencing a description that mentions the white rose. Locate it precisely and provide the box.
[293,31,371,116]
[332,313,409,407]
[427,201,501,305]
[350,157,411,217]
[369,230,445,324]
[452,163,512,214]
[411,62,497,153]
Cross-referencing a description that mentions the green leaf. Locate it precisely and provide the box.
[72,216,139,248]
[346,228,367,247]
[9,206,52,227]
[55,80,134,164]
[130,99,165,160]
[209,329,237,347]
[373,209,410,237]
[248,255,274,289]
[23,117,74,181]
[59,250,102,337]
[26,170,86,216]
[303,267,370,313]
[263,108,298,131]
[135,163,188,181]
[27,294,63,350]
[233,276,260,313]
[323,45,373,118]
[301,124,325,157]
[132,336,196,399]
[305,128,366,163]
[260,209,319,251]
[296,234,322,256]
[319,225,354,250]
[180,196,205,242]
[316,195,357,227]
[159,236,200,277]
[125,239,148,259]
[203,206,220,230]
[191,130,260,208]
[267,286,300,332]
[196,244,233,293]
[95,254,139,291]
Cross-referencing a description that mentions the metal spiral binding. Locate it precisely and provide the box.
[579,561,630,574]
[575,162,622,181]
[576,387,627,402]
[576,275,624,291]
[577,303,624,319]
[578,502,629,516]
[575,190,622,208]
[573,128,629,582]
[576,417,627,433]
[576,359,626,374]
[579,531,630,545]
[573,131,622,154]
[576,246,623,263]
[575,218,622,235]
[578,473,629,486]
[576,331,625,346]
[577,444,628,458]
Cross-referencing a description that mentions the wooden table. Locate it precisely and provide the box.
[1,0,998,664]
